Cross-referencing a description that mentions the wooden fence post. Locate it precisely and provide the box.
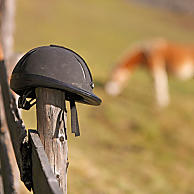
[36,87,68,194]
[0,130,17,194]
[0,0,16,61]
[0,164,3,194]
[0,42,20,193]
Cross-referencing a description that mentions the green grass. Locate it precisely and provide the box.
[15,0,194,193]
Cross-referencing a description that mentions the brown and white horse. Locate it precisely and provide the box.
[105,39,194,107]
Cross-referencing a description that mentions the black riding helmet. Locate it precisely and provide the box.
[10,45,102,136]
[11,45,101,106]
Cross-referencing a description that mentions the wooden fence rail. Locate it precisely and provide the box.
[29,130,63,194]
[0,59,64,193]
[0,60,30,189]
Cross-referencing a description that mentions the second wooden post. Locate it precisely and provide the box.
[36,87,68,193]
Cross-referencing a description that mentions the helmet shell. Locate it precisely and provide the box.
[10,45,101,106]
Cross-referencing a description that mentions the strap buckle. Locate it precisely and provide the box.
[18,90,36,110]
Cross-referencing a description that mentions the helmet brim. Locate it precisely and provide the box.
[11,73,102,106]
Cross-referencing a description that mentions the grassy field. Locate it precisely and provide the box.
[15,0,194,193]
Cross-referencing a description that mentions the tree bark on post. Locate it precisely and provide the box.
[36,87,68,194]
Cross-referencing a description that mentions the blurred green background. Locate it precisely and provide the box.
[15,0,194,193]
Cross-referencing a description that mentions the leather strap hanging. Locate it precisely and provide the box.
[70,100,80,137]
[18,91,81,137]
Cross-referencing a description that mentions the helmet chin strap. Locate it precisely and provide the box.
[70,100,80,137]
[18,90,80,137]
[18,90,36,110]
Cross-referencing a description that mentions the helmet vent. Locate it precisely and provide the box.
[19,49,37,69]
[74,56,86,80]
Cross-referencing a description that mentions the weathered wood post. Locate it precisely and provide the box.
[0,44,20,194]
[0,0,22,191]
[0,126,18,194]
[0,0,16,60]
[36,87,68,193]
[0,164,3,194]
